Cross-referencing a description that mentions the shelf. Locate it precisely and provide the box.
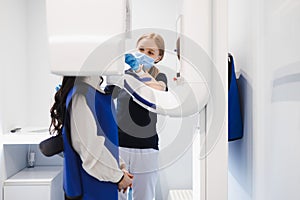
[1,128,51,145]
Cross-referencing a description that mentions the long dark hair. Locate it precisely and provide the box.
[49,76,76,135]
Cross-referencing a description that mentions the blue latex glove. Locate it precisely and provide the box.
[125,54,139,71]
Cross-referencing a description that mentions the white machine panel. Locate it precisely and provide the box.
[46,0,126,75]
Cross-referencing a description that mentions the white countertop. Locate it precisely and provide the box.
[1,127,51,144]
[4,166,62,186]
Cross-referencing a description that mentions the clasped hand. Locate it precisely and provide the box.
[118,169,134,193]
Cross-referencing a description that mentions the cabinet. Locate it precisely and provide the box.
[3,166,63,200]
[0,130,63,200]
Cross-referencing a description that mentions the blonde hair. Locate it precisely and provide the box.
[137,33,165,78]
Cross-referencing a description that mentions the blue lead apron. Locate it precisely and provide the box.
[63,83,119,200]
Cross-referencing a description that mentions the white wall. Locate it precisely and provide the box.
[0,0,59,133]
[0,0,29,133]
[264,1,300,199]
[229,0,300,199]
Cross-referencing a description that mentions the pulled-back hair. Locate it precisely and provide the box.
[136,33,165,78]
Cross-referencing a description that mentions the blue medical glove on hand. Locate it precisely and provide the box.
[125,54,139,71]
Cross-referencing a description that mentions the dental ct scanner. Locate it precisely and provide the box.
[46,0,210,118]
[45,1,226,199]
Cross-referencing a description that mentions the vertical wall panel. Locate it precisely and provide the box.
[229,0,300,200]
[265,0,300,199]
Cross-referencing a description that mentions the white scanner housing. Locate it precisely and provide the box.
[46,0,210,117]
[46,0,126,76]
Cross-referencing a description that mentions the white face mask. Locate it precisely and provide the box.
[132,52,155,70]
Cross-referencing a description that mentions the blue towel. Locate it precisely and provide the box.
[228,54,243,141]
